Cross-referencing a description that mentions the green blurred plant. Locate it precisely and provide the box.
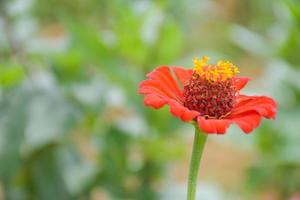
[0,0,187,199]
[1,0,300,199]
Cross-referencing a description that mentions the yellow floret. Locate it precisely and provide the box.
[193,56,239,82]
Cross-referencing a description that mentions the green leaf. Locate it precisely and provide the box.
[0,65,25,87]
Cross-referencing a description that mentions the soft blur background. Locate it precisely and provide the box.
[0,0,300,199]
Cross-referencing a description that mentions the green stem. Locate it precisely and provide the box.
[187,126,208,200]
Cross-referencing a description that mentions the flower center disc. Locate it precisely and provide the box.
[183,73,237,119]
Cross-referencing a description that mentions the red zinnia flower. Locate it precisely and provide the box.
[138,56,277,134]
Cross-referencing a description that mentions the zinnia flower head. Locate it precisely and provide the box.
[139,56,277,134]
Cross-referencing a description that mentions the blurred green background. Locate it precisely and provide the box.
[0,0,300,199]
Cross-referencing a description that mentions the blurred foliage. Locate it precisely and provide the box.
[0,64,25,87]
[0,0,300,199]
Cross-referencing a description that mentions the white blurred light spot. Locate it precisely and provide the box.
[100,30,118,47]
[64,163,96,195]
[22,71,73,153]
[14,17,37,41]
[133,0,151,16]
[27,35,69,53]
[140,5,164,45]
[230,25,270,55]
[7,0,33,15]
[161,182,226,200]
[116,114,147,136]
[0,19,6,48]
[72,78,104,106]
[25,70,57,92]
[260,59,297,106]
[105,87,126,107]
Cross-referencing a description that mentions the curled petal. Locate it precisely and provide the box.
[172,67,193,86]
[138,66,184,109]
[169,100,199,122]
[197,110,262,134]
[233,77,250,91]
[139,66,199,122]
[146,66,182,100]
[197,117,231,134]
[221,95,277,134]
[229,111,262,134]
[197,94,275,134]
[139,79,178,100]
[143,94,169,109]
[232,95,277,119]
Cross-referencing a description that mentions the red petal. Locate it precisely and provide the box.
[231,95,277,119]
[139,79,179,100]
[197,110,263,134]
[139,66,199,122]
[169,100,199,122]
[224,95,277,134]
[197,117,231,134]
[138,66,184,109]
[233,77,250,91]
[228,111,262,134]
[172,67,193,86]
[146,66,182,99]
[143,94,169,109]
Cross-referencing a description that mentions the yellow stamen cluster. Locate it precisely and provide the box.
[193,56,239,82]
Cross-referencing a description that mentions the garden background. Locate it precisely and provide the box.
[0,0,300,199]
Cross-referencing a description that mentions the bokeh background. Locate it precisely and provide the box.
[0,0,300,199]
